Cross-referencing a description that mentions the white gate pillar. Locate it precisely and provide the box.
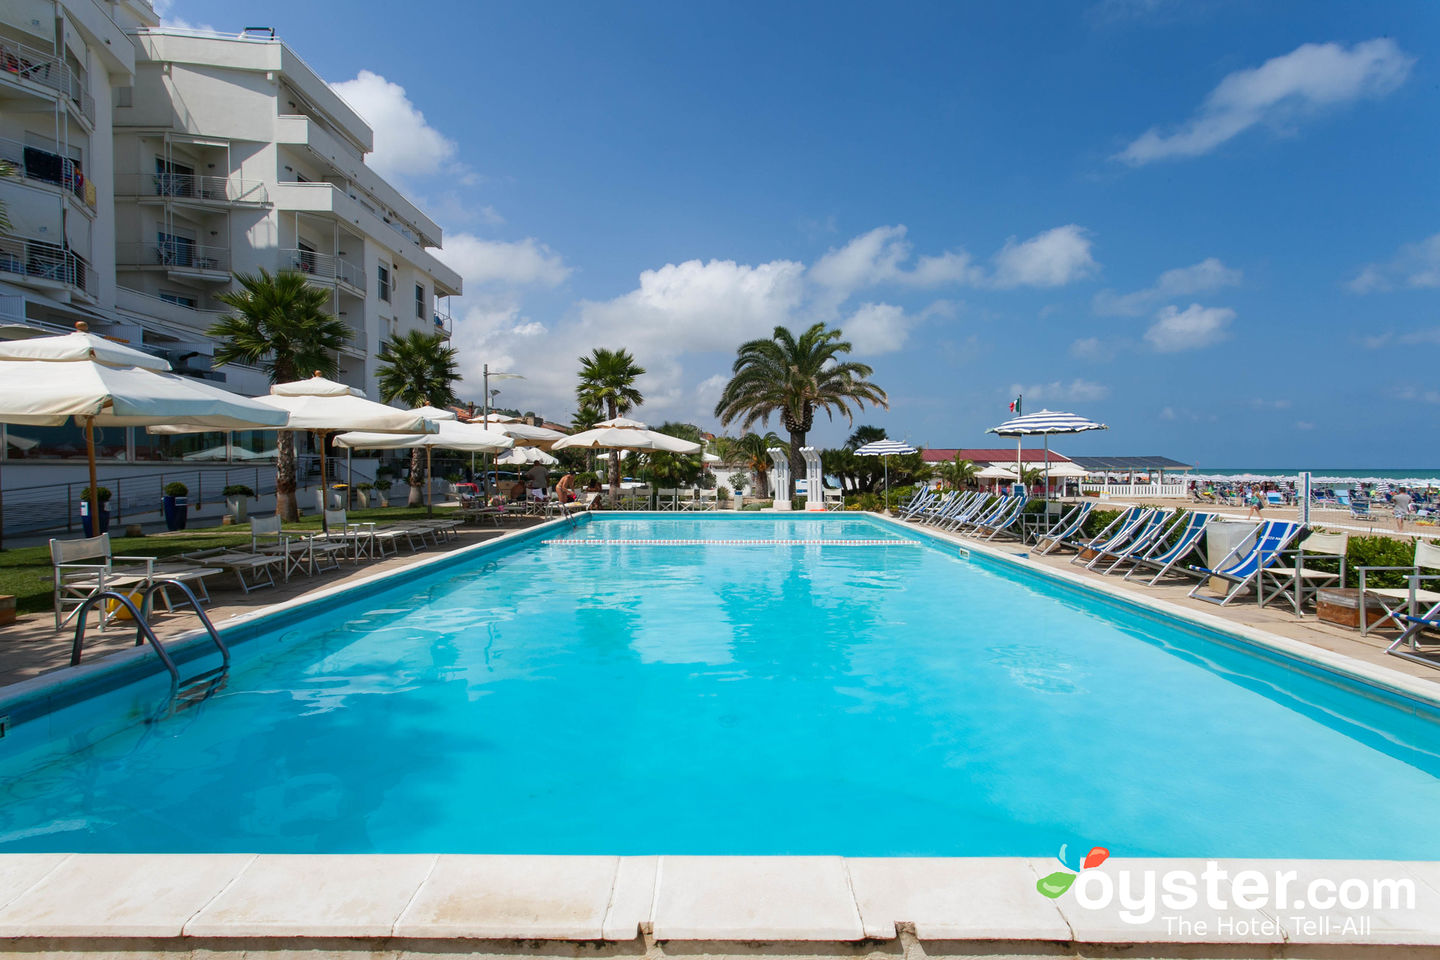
[768,448,792,510]
[800,447,825,511]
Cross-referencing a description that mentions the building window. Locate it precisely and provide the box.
[377,264,391,302]
[159,291,198,309]
[157,231,195,268]
[415,282,425,319]
[295,240,317,275]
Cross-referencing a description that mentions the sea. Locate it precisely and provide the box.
[1196,468,1440,484]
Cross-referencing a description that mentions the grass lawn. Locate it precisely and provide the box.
[0,506,457,616]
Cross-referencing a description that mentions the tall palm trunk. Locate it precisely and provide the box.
[276,430,298,521]
[607,399,621,508]
[408,447,424,506]
[787,430,805,502]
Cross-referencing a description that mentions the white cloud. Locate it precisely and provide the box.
[990,225,1097,288]
[1069,337,1107,360]
[1362,327,1440,349]
[1348,233,1440,293]
[1007,379,1110,404]
[1159,406,1177,420]
[1295,420,1316,431]
[435,234,571,289]
[808,225,983,292]
[1094,257,1241,316]
[330,70,466,185]
[1143,303,1235,352]
[1117,39,1413,165]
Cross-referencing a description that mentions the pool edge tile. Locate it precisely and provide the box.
[847,857,1071,942]
[394,854,617,940]
[652,855,865,941]
[602,855,658,940]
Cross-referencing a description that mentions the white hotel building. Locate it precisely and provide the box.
[0,1,461,516]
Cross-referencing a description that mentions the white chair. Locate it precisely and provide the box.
[1358,540,1440,635]
[251,515,345,579]
[51,534,155,631]
[655,488,680,511]
[1258,531,1347,614]
[696,488,718,511]
[823,486,844,511]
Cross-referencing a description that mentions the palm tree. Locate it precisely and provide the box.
[714,322,887,498]
[575,347,645,506]
[732,432,784,497]
[209,269,352,521]
[846,425,887,450]
[937,456,978,490]
[375,330,460,506]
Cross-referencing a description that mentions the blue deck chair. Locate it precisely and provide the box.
[937,491,981,525]
[1123,512,1214,585]
[1033,501,1095,555]
[900,489,940,521]
[1089,508,1176,573]
[1187,520,1302,606]
[943,493,997,531]
[1069,506,1152,566]
[1350,498,1376,522]
[959,494,1014,532]
[923,492,970,527]
[978,497,1030,540]
[1389,594,1440,667]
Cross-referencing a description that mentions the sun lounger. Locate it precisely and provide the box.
[251,515,345,579]
[1357,540,1440,636]
[1388,591,1440,666]
[1088,508,1176,573]
[1187,520,1302,606]
[1257,531,1347,614]
[976,497,1030,540]
[51,534,221,630]
[1350,498,1376,522]
[928,492,975,527]
[1123,511,1214,584]
[953,494,1010,532]
[180,546,284,594]
[1068,506,1151,566]
[1033,501,1094,555]
[899,489,938,520]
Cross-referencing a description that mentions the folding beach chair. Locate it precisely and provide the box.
[1350,498,1376,522]
[1088,508,1176,574]
[1357,540,1440,636]
[1187,520,1302,606]
[928,492,974,527]
[906,490,949,522]
[1388,591,1440,665]
[940,493,992,531]
[1123,511,1213,585]
[1033,501,1094,555]
[976,497,1029,540]
[1069,506,1152,566]
[956,494,1012,533]
[1257,531,1347,615]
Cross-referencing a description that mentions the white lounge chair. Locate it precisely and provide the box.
[1258,531,1348,614]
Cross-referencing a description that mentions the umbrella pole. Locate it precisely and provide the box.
[1016,437,1022,496]
[318,432,328,532]
[85,416,99,538]
[426,447,433,515]
[347,447,353,510]
[1044,435,1050,501]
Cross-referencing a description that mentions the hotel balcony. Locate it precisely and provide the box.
[116,241,231,282]
[283,248,365,294]
[0,36,95,125]
[432,309,453,340]
[0,234,90,297]
[0,137,96,212]
[115,173,268,207]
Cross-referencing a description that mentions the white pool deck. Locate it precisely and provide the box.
[2,511,1439,958]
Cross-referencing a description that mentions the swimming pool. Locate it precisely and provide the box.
[1,512,1437,857]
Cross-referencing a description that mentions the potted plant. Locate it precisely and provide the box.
[162,481,189,531]
[356,482,374,508]
[223,484,255,523]
[79,486,112,536]
[374,479,392,507]
[717,484,731,504]
[729,473,748,509]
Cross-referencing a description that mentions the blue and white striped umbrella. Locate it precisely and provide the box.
[853,439,917,502]
[985,410,1108,436]
[853,439,918,457]
[986,410,1107,496]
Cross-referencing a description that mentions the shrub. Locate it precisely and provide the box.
[1343,535,1419,589]
[163,481,188,497]
[576,471,599,488]
[717,485,731,500]
[80,486,112,503]
[374,480,392,493]
[222,484,255,498]
[356,482,374,492]
[793,495,808,511]
[1081,508,1122,539]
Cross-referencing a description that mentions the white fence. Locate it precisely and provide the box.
[1080,482,1189,499]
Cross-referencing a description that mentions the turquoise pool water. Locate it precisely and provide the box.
[1,513,1438,857]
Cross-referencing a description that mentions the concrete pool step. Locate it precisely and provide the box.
[1,855,1439,958]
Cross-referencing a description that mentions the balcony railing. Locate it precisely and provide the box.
[0,234,88,293]
[0,37,65,97]
[432,309,452,339]
[284,248,366,292]
[116,241,231,274]
[0,136,93,208]
[116,172,268,205]
[0,37,93,122]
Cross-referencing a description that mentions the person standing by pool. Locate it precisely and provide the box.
[526,462,549,498]
[556,472,575,503]
[1393,488,1413,531]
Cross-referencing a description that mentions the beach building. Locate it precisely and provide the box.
[0,3,461,521]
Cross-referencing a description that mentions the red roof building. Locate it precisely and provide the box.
[921,448,1073,464]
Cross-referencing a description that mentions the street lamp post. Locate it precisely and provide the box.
[479,363,524,496]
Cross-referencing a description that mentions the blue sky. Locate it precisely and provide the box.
[159,0,1438,466]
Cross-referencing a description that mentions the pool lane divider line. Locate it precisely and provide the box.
[542,538,921,546]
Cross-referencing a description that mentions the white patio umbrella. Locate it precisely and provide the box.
[0,324,290,535]
[241,375,435,527]
[497,446,558,466]
[467,413,566,449]
[551,416,702,506]
[986,409,1108,497]
[334,414,512,510]
[853,438,917,501]
[975,462,1019,490]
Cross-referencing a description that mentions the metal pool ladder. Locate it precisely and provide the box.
[70,579,230,713]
